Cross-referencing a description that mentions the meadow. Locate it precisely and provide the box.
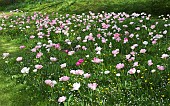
[0,0,170,105]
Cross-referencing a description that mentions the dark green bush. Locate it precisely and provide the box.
[149,0,170,15]
[0,0,19,6]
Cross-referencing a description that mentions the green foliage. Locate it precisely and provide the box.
[0,0,23,6]
[1,0,170,16]
[150,0,170,15]
[0,0,170,105]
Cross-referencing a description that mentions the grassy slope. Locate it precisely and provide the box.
[0,0,170,105]
[0,36,21,106]
[0,34,48,106]
[1,0,170,16]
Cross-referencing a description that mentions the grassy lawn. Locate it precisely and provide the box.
[0,29,48,106]
[0,0,170,105]
[0,36,24,106]
[0,0,170,16]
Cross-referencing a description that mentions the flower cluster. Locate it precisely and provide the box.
[1,11,169,104]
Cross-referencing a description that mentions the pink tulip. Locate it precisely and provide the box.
[31,48,36,52]
[19,45,25,49]
[45,80,56,87]
[124,38,128,43]
[50,57,57,62]
[115,37,121,42]
[38,36,43,38]
[161,54,169,59]
[58,96,66,103]
[70,70,76,74]
[152,40,157,44]
[88,83,98,90]
[84,73,91,78]
[140,49,146,53]
[75,69,84,75]
[91,57,103,63]
[64,50,69,53]
[2,53,10,59]
[35,64,43,69]
[51,20,56,25]
[102,23,110,29]
[102,38,106,43]
[112,49,119,57]
[76,62,81,66]
[97,34,101,38]
[82,46,87,50]
[130,51,136,56]
[30,35,35,39]
[72,82,80,90]
[76,59,84,66]
[88,34,94,41]
[36,52,43,58]
[54,43,60,49]
[70,69,84,75]
[168,47,170,51]
[150,25,155,29]
[78,59,84,63]
[114,33,120,39]
[16,57,23,61]
[133,62,138,67]
[45,80,52,85]
[126,54,131,60]
[59,76,70,81]
[148,60,153,66]
[60,63,66,68]
[116,63,124,70]
[157,65,165,71]
[35,45,41,49]
[128,68,136,74]
[68,51,75,55]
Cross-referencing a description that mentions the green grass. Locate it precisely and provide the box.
[0,0,170,16]
[0,32,49,106]
[0,0,170,105]
[0,36,22,106]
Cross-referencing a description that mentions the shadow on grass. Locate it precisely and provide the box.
[0,37,47,106]
[66,0,170,16]
[1,0,169,16]
[0,71,46,106]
